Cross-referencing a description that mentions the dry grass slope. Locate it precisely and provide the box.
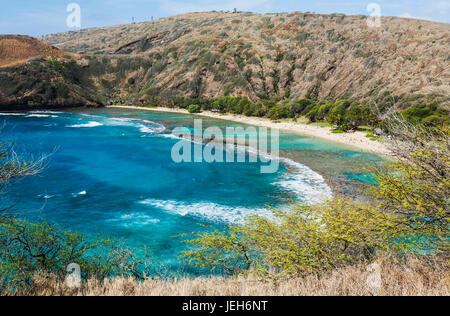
[0,35,73,68]
[40,12,450,102]
[16,258,449,296]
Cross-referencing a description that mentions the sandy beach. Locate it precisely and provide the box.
[107,106,390,156]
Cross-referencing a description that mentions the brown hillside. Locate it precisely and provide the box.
[0,35,72,68]
[40,12,450,102]
[0,36,101,110]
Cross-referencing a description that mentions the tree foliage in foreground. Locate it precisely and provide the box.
[0,215,163,292]
[0,140,158,293]
[0,217,103,289]
[182,118,449,277]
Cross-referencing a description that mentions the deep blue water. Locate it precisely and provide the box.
[0,108,383,272]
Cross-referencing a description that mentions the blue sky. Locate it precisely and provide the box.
[1,0,449,36]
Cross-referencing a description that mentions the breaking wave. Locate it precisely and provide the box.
[108,212,160,228]
[67,122,103,128]
[140,199,272,225]
[67,116,166,134]
[26,114,58,118]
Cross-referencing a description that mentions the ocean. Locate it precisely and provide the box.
[0,108,383,273]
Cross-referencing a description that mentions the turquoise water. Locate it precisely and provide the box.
[0,108,383,273]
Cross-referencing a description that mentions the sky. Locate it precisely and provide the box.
[0,0,449,36]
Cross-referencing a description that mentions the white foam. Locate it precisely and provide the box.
[158,132,204,145]
[67,122,103,128]
[26,114,58,118]
[66,115,166,133]
[242,145,332,202]
[103,117,137,127]
[275,158,333,203]
[29,110,63,115]
[27,114,49,117]
[72,190,87,197]
[79,113,101,118]
[99,117,166,134]
[0,113,25,116]
[159,133,185,140]
[108,212,160,227]
[140,199,273,225]
[64,114,167,133]
[139,125,154,133]
[37,194,55,199]
[140,120,166,133]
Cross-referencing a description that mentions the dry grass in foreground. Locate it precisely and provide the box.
[14,257,449,296]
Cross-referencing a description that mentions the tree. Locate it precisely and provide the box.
[188,104,201,113]
[182,199,409,278]
[0,217,104,289]
[345,104,377,127]
[374,116,449,236]
[0,142,45,184]
[326,99,350,126]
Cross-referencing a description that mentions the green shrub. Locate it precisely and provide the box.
[305,107,319,122]
[223,86,234,96]
[345,104,377,127]
[402,102,437,121]
[182,198,412,276]
[284,90,291,99]
[395,101,448,127]
[275,53,284,62]
[325,99,350,125]
[423,114,450,127]
[268,105,292,120]
[188,104,202,113]
[287,99,316,115]
[0,217,106,288]
[316,102,333,120]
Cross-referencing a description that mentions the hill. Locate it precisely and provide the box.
[40,12,450,103]
[1,12,449,115]
[0,35,72,68]
[0,36,102,110]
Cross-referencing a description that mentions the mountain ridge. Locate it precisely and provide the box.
[0,11,448,113]
[39,11,450,103]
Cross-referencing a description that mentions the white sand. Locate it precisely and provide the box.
[107,106,390,156]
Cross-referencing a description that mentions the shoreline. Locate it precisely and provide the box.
[106,105,391,156]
